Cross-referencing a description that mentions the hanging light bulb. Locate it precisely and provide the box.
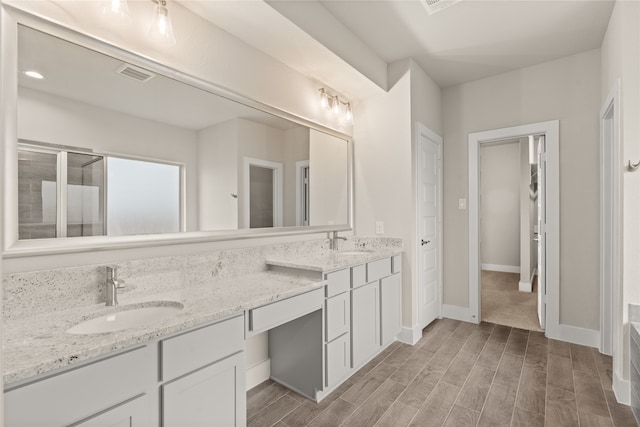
[345,103,353,121]
[149,0,176,46]
[319,88,329,109]
[101,0,131,25]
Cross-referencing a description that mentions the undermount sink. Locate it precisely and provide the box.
[338,250,373,256]
[66,301,184,335]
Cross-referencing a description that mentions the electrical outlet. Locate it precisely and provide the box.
[375,221,384,235]
[458,198,467,210]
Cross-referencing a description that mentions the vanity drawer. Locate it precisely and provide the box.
[161,315,244,381]
[326,292,350,342]
[392,255,402,273]
[5,346,153,427]
[367,258,392,282]
[325,269,350,297]
[248,288,323,335]
[351,264,367,288]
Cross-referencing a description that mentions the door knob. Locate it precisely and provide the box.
[421,239,430,246]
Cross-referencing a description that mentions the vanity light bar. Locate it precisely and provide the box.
[318,88,352,122]
[101,0,177,46]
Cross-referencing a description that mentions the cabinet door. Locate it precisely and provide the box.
[162,352,246,427]
[351,281,380,368]
[326,333,350,388]
[73,394,149,427]
[381,273,402,345]
[326,292,350,342]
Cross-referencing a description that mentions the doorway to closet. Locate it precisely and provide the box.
[478,137,542,331]
[468,120,559,336]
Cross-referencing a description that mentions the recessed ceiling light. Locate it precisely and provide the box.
[24,70,44,80]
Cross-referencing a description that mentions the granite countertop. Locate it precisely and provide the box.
[265,247,403,273]
[3,270,324,386]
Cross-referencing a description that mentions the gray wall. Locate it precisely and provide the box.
[443,49,601,330]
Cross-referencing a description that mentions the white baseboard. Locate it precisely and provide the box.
[519,280,532,292]
[442,304,478,324]
[548,324,600,348]
[246,358,270,390]
[481,264,520,274]
[613,370,630,405]
[398,325,422,345]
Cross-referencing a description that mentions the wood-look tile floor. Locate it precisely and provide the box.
[247,319,638,427]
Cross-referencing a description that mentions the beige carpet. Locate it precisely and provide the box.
[481,270,542,332]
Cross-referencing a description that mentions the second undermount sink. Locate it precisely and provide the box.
[66,301,184,335]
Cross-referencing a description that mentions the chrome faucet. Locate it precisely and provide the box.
[328,231,347,251]
[105,266,125,306]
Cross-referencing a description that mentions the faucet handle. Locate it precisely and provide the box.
[106,265,117,280]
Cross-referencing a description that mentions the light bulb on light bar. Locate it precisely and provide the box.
[149,0,176,46]
[345,103,353,121]
[24,70,44,80]
[332,96,341,115]
[101,0,131,25]
[319,89,329,109]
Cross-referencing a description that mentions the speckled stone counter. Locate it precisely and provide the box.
[3,271,323,385]
[265,240,403,273]
[266,249,402,273]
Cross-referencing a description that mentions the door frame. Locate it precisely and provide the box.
[295,160,310,226]
[242,157,283,228]
[468,120,559,337]
[599,79,621,357]
[415,122,443,330]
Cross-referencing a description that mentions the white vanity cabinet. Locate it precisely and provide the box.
[4,314,245,427]
[324,270,352,387]
[160,315,246,427]
[351,279,381,368]
[4,345,156,427]
[381,256,403,345]
[323,254,403,384]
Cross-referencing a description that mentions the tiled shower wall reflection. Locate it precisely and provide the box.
[18,150,57,239]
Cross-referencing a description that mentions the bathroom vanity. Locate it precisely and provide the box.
[3,247,402,426]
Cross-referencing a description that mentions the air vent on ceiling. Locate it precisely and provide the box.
[422,0,461,15]
[116,63,156,82]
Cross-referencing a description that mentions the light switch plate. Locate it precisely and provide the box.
[375,221,384,235]
[458,198,467,210]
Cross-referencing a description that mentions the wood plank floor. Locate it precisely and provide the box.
[247,319,638,427]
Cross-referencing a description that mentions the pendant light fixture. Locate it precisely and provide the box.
[149,0,177,46]
[101,0,131,25]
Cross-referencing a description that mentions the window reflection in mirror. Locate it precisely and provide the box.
[17,142,182,239]
[13,23,350,247]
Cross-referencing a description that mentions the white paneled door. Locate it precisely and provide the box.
[417,124,442,329]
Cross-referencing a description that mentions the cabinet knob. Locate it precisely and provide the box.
[421,239,430,246]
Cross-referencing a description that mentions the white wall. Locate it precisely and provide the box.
[18,87,200,231]
[480,142,521,269]
[601,0,640,391]
[354,59,441,335]
[443,49,602,331]
[309,129,349,226]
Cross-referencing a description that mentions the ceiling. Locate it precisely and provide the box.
[317,0,615,88]
[184,0,615,92]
